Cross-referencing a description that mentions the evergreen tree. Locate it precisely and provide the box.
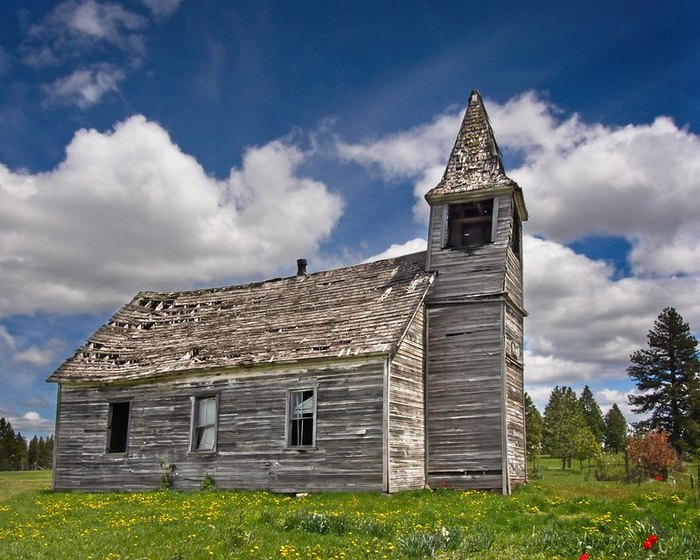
[572,426,601,471]
[579,385,605,444]
[524,392,542,465]
[542,386,589,469]
[28,436,39,467]
[39,436,54,469]
[627,307,700,453]
[14,432,28,470]
[603,403,627,453]
[0,418,17,470]
[0,418,29,471]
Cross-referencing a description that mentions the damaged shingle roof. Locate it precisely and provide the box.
[425,90,518,202]
[48,252,434,383]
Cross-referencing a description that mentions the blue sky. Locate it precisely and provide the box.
[1,0,699,438]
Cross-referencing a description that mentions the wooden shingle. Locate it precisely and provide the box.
[48,252,434,383]
[425,91,522,210]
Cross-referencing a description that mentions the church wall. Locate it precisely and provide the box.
[53,358,386,492]
[388,306,426,491]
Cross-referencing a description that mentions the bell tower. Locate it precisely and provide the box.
[424,91,528,493]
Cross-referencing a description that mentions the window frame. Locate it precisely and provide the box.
[286,388,317,449]
[190,394,219,453]
[105,401,131,454]
[445,198,496,250]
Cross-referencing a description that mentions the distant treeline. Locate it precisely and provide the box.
[0,417,54,471]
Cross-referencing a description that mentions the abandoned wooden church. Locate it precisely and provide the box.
[48,91,528,494]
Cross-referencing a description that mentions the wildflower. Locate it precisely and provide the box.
[642,534,658,550]
[578,553,590,560]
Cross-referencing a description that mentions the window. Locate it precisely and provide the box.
[191,396,218,452]
[106,401,130,453]
[447,199,494,249]
[511,211,522,259]
[287,389,316,447]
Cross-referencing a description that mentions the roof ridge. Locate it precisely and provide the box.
[136,250,428,298]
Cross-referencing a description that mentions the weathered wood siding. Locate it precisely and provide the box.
[54,358,386,492]
[425,195,513,301]
[425,301,505,491]
[388,307,425,492]
[505,245,523,308]
[504,194,526,484]
[505,303,526,486]
[424,192,525,493]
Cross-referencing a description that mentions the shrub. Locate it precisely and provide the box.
[594,454,626,481]
[199,473,216,491]
[627,430,679,480]
[158,459,176,489]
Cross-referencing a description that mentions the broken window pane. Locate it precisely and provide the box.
[106,401,130,453]
[192,396,218,451]
[288,389,315,447]
[448,199,494,249]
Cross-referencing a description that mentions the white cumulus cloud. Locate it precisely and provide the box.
[489,93,700,277]
[0,116,343,316]
[524,235,700,371]
[362,238,427,263]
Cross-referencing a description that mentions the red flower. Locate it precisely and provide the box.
[643,540,653,550]
[578,553,590,560]
[647,534,658,545]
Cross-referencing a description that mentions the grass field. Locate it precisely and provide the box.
[0,461,698,559]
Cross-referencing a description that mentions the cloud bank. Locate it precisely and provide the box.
[0,116,343,316]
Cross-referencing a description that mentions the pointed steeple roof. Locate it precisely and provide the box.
[425,90,519,203]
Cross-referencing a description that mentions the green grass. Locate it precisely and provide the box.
[0,464,698,559]
[0,470,52,502]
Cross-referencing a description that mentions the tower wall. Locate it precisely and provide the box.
[425,193,525,493]
[425,195,513,302]
[425,300,506,491]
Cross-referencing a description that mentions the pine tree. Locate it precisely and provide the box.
[542,386,590,469]
[39,436,54,469]
[627,307,700,453]
[28,436,39,467]
[14,432,28,471]
[579,385,605,444]
[0,418,17,470]
[524,392,542,466]
[603,403,627,453]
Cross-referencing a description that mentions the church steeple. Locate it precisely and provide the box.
[423,90,528,494]
[425,91,526,221]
